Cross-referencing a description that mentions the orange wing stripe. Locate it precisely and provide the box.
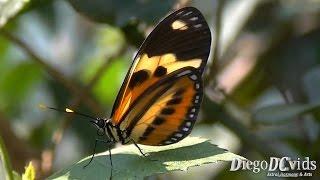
[112,53,201,123]
[129,70,202,146]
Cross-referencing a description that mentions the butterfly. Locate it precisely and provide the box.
[106,6,211,147]
[43,6,211,177]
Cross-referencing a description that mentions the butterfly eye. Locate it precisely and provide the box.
[96,119,106,128]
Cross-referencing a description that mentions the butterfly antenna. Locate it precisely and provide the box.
[38,104,97,121]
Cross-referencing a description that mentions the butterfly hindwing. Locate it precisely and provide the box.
[122,67,202,145]
[111,7,211,126]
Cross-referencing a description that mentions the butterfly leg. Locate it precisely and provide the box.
[83,139,113,168]
[108,145,113,180]
[131,139,148,157]
[131,139,158,162]
[83,139,98,168]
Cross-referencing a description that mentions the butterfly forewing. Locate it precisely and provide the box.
[110,7,211,145]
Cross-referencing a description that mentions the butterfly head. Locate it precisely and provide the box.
[90,118,106,129]
[89,118,107,136]
[90,118,117,141]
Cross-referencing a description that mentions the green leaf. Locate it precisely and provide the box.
[91,59,126,105]
[0,135,14,180]
[12,171,22,180]
[67,0,174,26]
[253,103,320,124]
[48,137,244,180]
[82,58,127,105]
[0,0,29,27]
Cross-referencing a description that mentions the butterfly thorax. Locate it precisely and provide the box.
[91,118,130,144]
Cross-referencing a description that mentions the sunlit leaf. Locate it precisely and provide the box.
[253,103,320,124]
[48,137,244,180]
[0,0,29,27]
[22,162,35,180]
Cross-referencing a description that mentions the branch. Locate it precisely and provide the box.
[0,29,104,115]
[0,29,111,177]
[51,46,127,144]
[44,46,128,177]
[204,0,225,86]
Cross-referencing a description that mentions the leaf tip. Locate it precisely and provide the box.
[22,162,35,180]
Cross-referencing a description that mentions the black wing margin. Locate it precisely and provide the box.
[139,7,211,73]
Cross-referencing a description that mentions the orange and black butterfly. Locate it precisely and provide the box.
[44,6,211,172]
[107,6,211,147]
[107,7,211,146]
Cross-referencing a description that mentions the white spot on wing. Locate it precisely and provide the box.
[171,137,178,141]
[183,127,189,131]
[171,20,188,30]
[176,11,184,16]
[175,133,183,137]
[177,70,191,77]
[183,11,193,16]
[185,122,191,127]
[195,83,200,89]
[190,74,197,80]
[194,24,202,28]
[190,17,198,21]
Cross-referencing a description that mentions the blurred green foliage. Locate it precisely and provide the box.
[0,0,320,179]
[67,0,174,26]
[0,62,42,113]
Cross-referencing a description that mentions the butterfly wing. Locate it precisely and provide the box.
[110,7,211,126]
[120,67,202,145]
